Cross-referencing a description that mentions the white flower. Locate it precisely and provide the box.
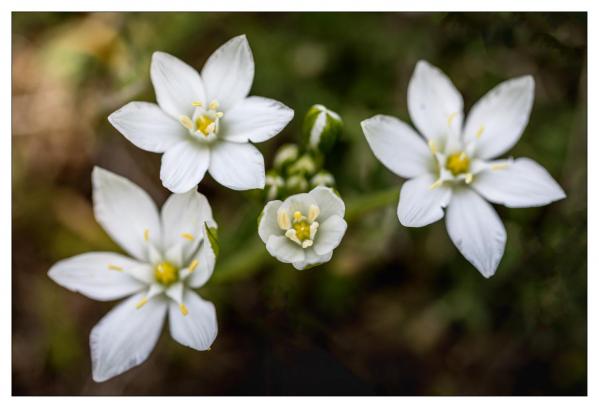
[48,167,219,382]
[258,186,347,270]
[362,60,566,278]
[108,34,294,193]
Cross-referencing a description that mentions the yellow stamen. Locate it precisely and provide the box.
[277,210,291,230]
[215,112,224,118]
[293,211,303,222]
[180,232,194,241]
[428,139,437,154]
[429,179,443,190]
[179,303,189,316]
[154,261,178,286]
[491,163,509,171]
[475,125,485,139]
[293,220,311,241]
[136,297,148,309]
[464,173,473,184]
[179,115,194,130]
[447,112,458,127]
[446,151,471,176]
[188,259,199,273]
[208,100,219,110]
[308,205,320,223]
[107,264,123,272]
[191,101,203,107]
[144,229,150,242]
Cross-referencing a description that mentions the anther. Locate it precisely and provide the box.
[447,112,458,127]
[277,210,291,230]
[179,303,189,316]
[180,233,194,241]
[428,140,437,154]
[491,163,509,171]
[136,297,149,309]
[188,259,199,273]
[144,229,150,242]
[293,211,303,222]
[475,125,485,139]
[107,264,123,271]
[191,101,203,107]
[308,205,320,223]
[464,173,473,184]
[208,100,219,111]
[430,179,443,190]
[179,116,194,130]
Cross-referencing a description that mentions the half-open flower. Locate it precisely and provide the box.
[108,34,294,193]
[362,60,566,278]
[258,186,347,270]
[48,167,219,382]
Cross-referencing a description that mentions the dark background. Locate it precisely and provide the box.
[12,12,587,395]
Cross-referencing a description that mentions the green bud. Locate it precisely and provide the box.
[288,153,318,176]
[286,174,309,195]
[273,144,299,170]
[310,170,335,188]
[302,104,342,153]
[265,170,285,201]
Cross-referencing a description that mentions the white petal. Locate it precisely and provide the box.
[48,252,148,301]
[397,174,452,227]
[221,96,293,143]
[258,200,284,243]
[361,114,432,178]
[463,76,534,159]
[160,141,210,193]
[108,102,186,153]
[92,167,161,262]
[407,60,464,142]
[161,189,215,264]
[90,293,167,382]
[445,188,506,278]
[472,158,566,208]
[266,235,305,263]
[201,35,254,111]
[308,186,345,220]
[150,51,206,118]
[208,141,265,190]
[313,215,347,256]
[292,249,332,270]
[168,289,217,351]
[187,231,217,289]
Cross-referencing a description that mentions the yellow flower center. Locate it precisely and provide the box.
[154,261,178,286]
[293,220,312,241]
[446,151,470,176]
[196,115,215,137]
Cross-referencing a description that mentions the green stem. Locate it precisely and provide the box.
[345,187,399,222]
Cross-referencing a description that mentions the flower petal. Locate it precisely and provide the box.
[108,102,186,153]
[90,293,167,382]
[407,60,464,142]
[258,200,284,243]
[472,157,566,208]
[221,96,293,143]
[48,252,148,301]
[313,215,347,256]
[160,141,210,193]
[161,189,215,265]
[397,174,452,227]
[92,167,161,262]
[168,289,218,351]
[208,141,265,190]
[151,51,206,118]
[361,114,432,178]
[292,248,332,270]
[445,188,506,278]
[308,186,345,220]
[187,232,217,289]
[266,235,305,263]
[201,35,254,111]
[463,76,535,159]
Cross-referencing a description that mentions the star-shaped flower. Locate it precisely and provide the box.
[362,60,566,277]
[109,34,294,193]
[48,167,219,382]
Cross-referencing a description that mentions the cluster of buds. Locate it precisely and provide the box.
[264,104,342,201]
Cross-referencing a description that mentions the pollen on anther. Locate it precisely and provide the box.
[208,100,219,110]
[491,163,509,171]
[464,173,473,184]
[429,179,443,190]
[107,264,123,271]
[293,211,303,222]
[447,112,458,127]
[136,297,148,309]
[191,101,203,107]
[179,303,189,316]
[188,259,199,273]
[475,125,485,139]
[428,140,437,154]
[180,232,194,241]
[144,229,150,241]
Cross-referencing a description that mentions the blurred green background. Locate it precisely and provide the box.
[11,12,587,395]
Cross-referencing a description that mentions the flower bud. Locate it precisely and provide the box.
[288,153,318,176]
[310,170,335,188]
[302,104,342,153]
[273,144,299,170]
[286,174,309,195]
[265,170,285,201]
